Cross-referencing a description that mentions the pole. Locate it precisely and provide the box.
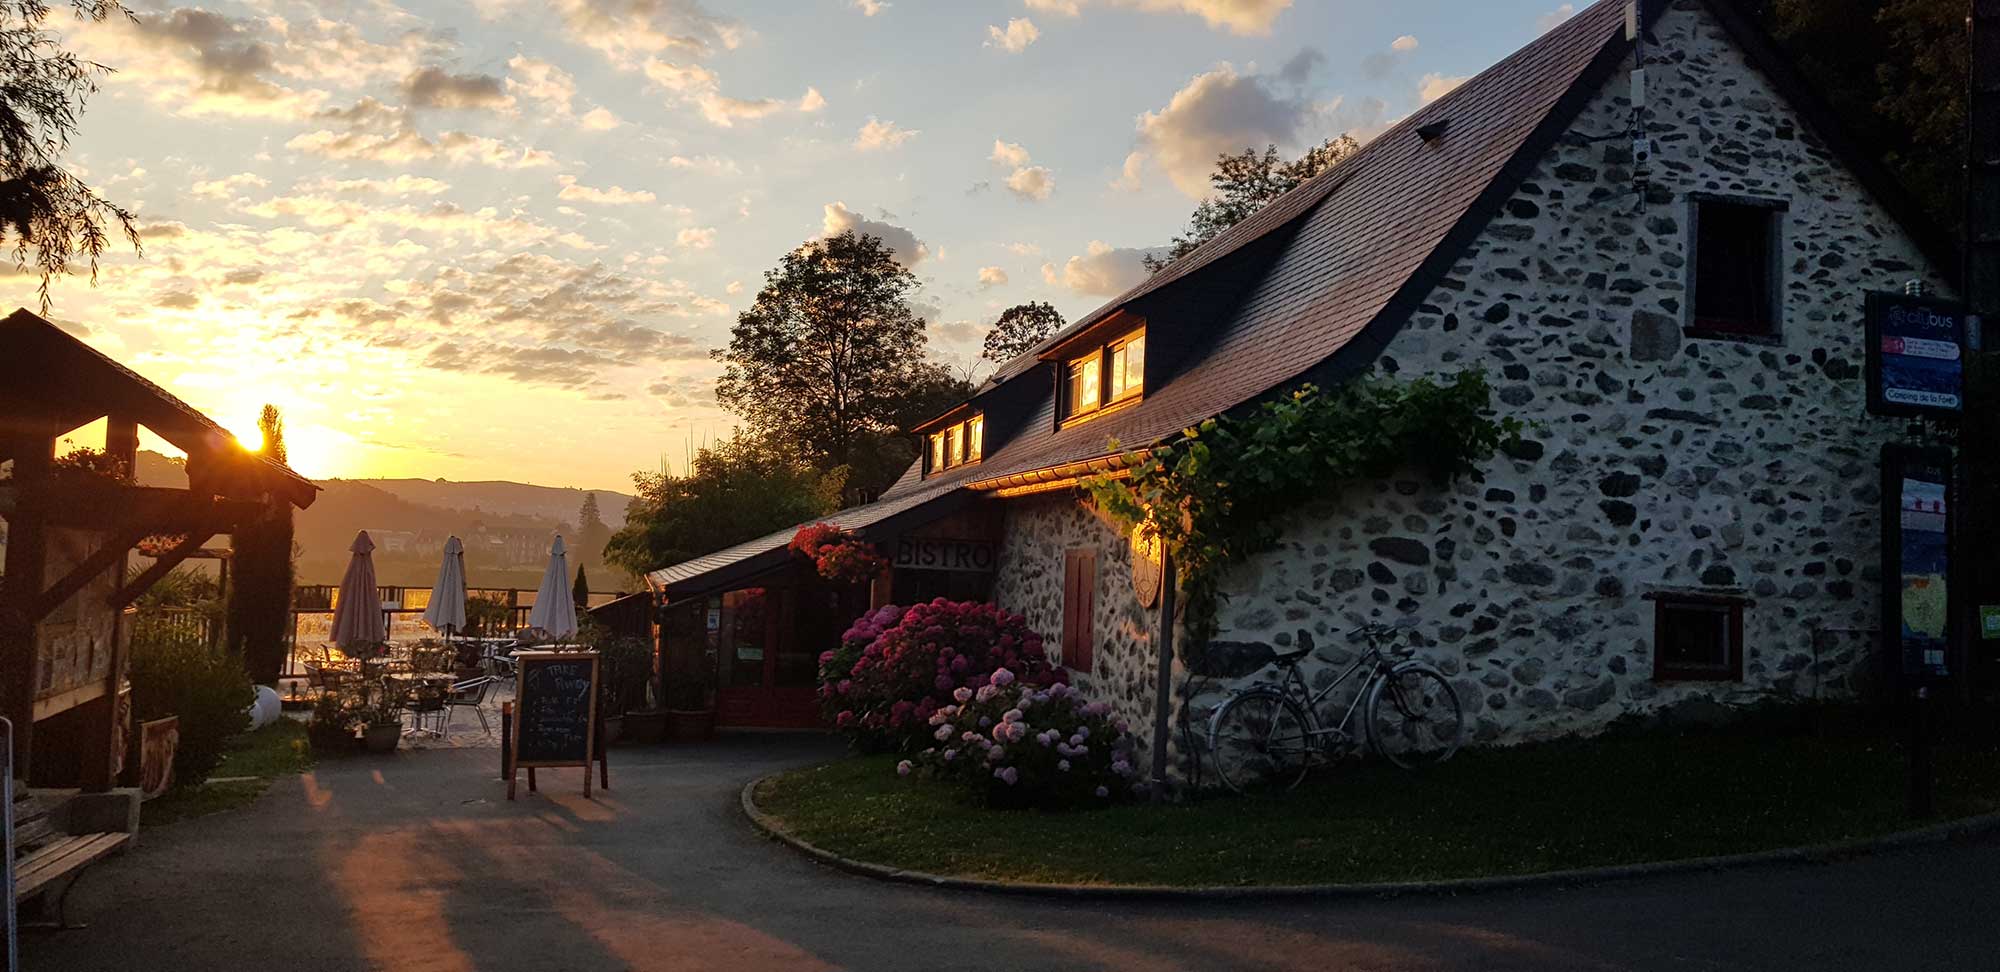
[1148,552,1177,802]
[1911,685,1936,818]
[4,718,17,972]
[1965,0,1999,701]
[500,701,513,792]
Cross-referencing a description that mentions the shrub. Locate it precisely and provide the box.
[823,599,1063,752]
[817,604,902,719]
[306,690,357,754]
[789,522,889,584]
[127,631,253,787]
[905,668,1145,809]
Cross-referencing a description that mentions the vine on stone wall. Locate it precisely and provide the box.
[1083,370,1523,644]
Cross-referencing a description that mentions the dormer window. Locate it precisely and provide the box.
[925,413,983,476]
[1060,327,1145,424]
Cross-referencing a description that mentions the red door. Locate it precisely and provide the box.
[715,587,823,728]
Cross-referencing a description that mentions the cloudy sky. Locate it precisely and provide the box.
[42,0,1579,491]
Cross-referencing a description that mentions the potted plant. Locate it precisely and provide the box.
[596,634,661,744]
[357,681,408,753]
[664,658,715,743]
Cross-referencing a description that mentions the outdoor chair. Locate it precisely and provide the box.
[403,681,448,737]
[443,676,496,736]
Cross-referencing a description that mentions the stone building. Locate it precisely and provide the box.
[649,0,1956,770]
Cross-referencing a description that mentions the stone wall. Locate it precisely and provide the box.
[1197,0,1943,746]
[990,492,1170,764]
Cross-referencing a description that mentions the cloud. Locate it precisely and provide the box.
[643,58,817,127]
[978,266,1008,288]
[821,202,927,267]
[989,140,1054,201]
[667,154,740,174]
[241,193,596,250]
[190,172,269,199]
[1133,62,1321,198]
[579,106,623,130]
[157,290,200,309]
[287,97,557,169]
[677,227,717,248]
[852,0,888,15]
[1391,34,1419,52]
[306,175,453,196]
[1004,241,1042,256]
[1418,72,1469,105]
[547,0,742,69]
[556,174,658,205]
[1109,151,1146,191]
[990,140,1031,168]
[1024,0,1289,35]
[854,117,918,151]
[73,7,325,117]
[404,66,513,110]
[1044,240,1167,296]
[1005,166,1054,201]
[985,18,1040,53]
[1538,4,1576,32]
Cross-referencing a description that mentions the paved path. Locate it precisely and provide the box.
[25,734,2000,971]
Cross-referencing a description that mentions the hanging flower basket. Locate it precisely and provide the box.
[789,523,889,585]
[135,534,190,558]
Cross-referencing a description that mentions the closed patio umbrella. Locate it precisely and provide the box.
[422,536,468,640]
[331,530,386,656]
[527,534,578,643]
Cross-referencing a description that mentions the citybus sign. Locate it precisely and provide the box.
[1865,292,1967,417]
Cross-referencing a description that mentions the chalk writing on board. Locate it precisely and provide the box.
[514,654,597,767]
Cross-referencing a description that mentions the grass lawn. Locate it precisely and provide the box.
[144,719,314,827]
[754,713,2000,887]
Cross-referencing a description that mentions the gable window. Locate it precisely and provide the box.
[1061,547,1097,673]
[1059,326,1146,423]
[1689,196,1784,339]
[1648,592,1746,682]
[924,412,983,476]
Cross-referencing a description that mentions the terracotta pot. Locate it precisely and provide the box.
[665,708,714,743]
[624,709,668,744]
[363,723,402,754]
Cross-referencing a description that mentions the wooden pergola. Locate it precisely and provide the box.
[0,309,318,790]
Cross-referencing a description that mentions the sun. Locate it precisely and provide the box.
[240,417,344,480]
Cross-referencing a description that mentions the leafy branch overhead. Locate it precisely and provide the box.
[980,301,1066,364]
[1084,370,1523,643]
[0,0,143,309]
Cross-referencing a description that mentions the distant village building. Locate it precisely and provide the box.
[647,0,1955,769]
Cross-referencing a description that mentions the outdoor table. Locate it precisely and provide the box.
[386,672,456,737]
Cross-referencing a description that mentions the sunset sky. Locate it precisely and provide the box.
[41,0,1578,492]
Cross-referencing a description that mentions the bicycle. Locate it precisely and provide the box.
[1205,619,1464,793]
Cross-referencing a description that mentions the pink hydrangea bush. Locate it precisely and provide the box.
[822,599,1064,752]
[909,668,1144,809]
[818,604,903,730]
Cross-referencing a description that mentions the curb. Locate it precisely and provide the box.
[740,775,2000,901]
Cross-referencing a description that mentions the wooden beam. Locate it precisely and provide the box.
[1,427,55,780]
[109,526,218,609]
[31,526,148,625]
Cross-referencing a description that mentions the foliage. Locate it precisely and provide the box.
[906,671,1143,809]
[463,594,512,639]
[1763,0,1966,233]
[133,564,218,613]
[0,0,141,310]
[1145,137,1359,272]
[715,230,940,476]
[571,562,590,608]
[575,491,612,566]
[594,633,655,714]
[306,690,357,753]
[788,522,888,584]
[126,629,252,788]
[980,301,1067,364]
[143,721,310,825]
[48,444,129,483]
[820,599,1064,752]
[229,406,295,684]
[817,604,902,721]
[1085,371,1521,643]
[605,434,846,576]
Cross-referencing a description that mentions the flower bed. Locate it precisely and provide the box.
[903,668,1143,809]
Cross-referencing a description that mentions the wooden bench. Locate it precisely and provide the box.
[14,831,130,929]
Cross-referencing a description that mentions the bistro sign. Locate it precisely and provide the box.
[893,538,997,572]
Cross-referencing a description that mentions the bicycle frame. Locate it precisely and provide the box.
[1279,639,1399,747]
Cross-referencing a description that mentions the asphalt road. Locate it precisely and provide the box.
[23,733,2000,972]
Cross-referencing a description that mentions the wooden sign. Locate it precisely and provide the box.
[509,651,601,799]
[137,716,179,801]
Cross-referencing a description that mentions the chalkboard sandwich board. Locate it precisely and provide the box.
[510,651,601,799]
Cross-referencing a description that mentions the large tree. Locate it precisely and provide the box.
[604,434,847,578]
[575,491,612,567]
[227,404,296,685]
[1145,136,1359,273]
[715,231,934,476]
[980,301,1066,364]
[0,0,141,308]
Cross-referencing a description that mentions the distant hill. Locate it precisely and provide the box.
[131,452,638,591]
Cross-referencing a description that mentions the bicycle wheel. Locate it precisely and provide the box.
[1364,666,1462,769]
[1208,690,1314,794]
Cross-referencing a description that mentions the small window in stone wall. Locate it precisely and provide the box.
[1689,196,1784,339]
[1649,592,1746,682]
[1061,548,1096,673]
